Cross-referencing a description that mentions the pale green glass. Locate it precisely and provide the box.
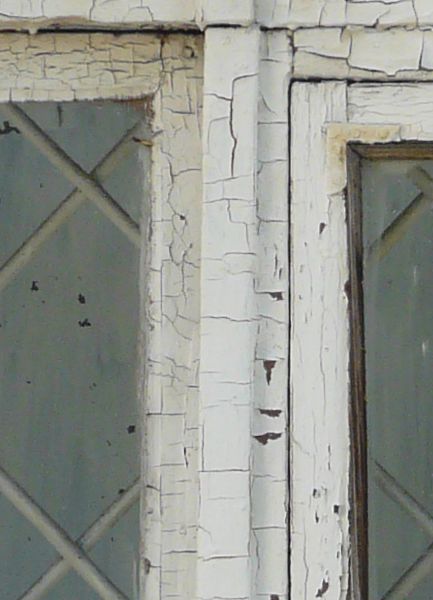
[0,101,148,599]
[363,158,433,599]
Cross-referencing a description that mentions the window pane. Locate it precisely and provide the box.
[0,101,149,599]
[362,156,433,599]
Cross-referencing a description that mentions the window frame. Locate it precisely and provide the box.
[346,141,433,598]
[289,81,433,599]
[0,31,203,599]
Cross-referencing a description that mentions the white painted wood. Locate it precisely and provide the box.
[0,0,253,29]
[349,30,423,75]
[0,33,163,102]
[252,29,291,600]
[291,80,433,599]
[3,0,433,29]
[144,34,203,600]
[0,0,196,30]
[293,28,433,80]
[199,26,259,600]
[291,81,351,600]
[257,0,424,27]
[199,0,254,25]
[349,84,433,141]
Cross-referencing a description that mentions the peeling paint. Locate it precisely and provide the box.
[263,359,277,385]
[316,578,330,597]
[4,3,431,600]
[254,432,283,445]
[259,408,282,418]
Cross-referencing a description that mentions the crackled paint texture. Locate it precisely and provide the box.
[294,28,433,79]
[256,0,433,27]
[199,27,260,600]
[5,1,433,600]
[0,0,255,29]
[199,26,290,600]
[4,0,433,29]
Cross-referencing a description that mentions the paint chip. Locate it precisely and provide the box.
[253,432,282,445]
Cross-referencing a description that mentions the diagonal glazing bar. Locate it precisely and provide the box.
[0,465,128,600]
[373,461,433,537]
[367,191,428,263]
[0,121,144,293]
[368,166,433,263]
[374,462,433,598]
[0,103,140,247]
[382,540,433,600]
[19,479,140,600]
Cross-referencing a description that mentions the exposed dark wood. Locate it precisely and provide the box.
[351,141,433,160]
[346,145,368,600]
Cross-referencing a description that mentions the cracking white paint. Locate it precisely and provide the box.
[349,83,433,140]
[147,36,202,600]
[293,28,433,80]
[256,0,433,28]
[326,123,401,194]
[0,31,203,600]
[291,81,351,600]
[290,79,433,600]
[199,0,254,26]
[6,3,433,600]
[0,0,255,29]
[252,30,291,600]
[3,0,433,30]
[0,0,196,29]
[199,26,260,600]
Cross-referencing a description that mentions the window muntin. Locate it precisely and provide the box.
[0,100,149,600]
[349,146,433,599]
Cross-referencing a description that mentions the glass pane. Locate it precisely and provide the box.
[362,157,433,599]
[0,101,149,599]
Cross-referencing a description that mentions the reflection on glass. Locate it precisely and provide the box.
[0,101,149,599]
[363,157,433,599]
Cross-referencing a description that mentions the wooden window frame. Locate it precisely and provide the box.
[290,81,433,599]
[0,31,203,598]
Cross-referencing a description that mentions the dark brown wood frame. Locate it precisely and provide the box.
[346,144,368,600]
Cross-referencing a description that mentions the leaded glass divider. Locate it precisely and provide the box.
[0,100,150,600]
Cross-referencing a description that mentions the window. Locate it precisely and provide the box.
[0,31,202,600]
[291,81,433,599]
[348,145,433,599]
[0,100,149,599]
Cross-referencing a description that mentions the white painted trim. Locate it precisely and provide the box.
[199,0,254,26]
[290,80,433,599]
[252,29,291,600]
[1,0,433,31]
[199,25,260,600]
[142,34,203,600]
[256,0,424,28]
[293,28,433,80]
[0,1,197,31]
[0,0,254,31]
[290,81,351,600]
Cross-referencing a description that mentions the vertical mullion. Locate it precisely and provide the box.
[346,145,368,600]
